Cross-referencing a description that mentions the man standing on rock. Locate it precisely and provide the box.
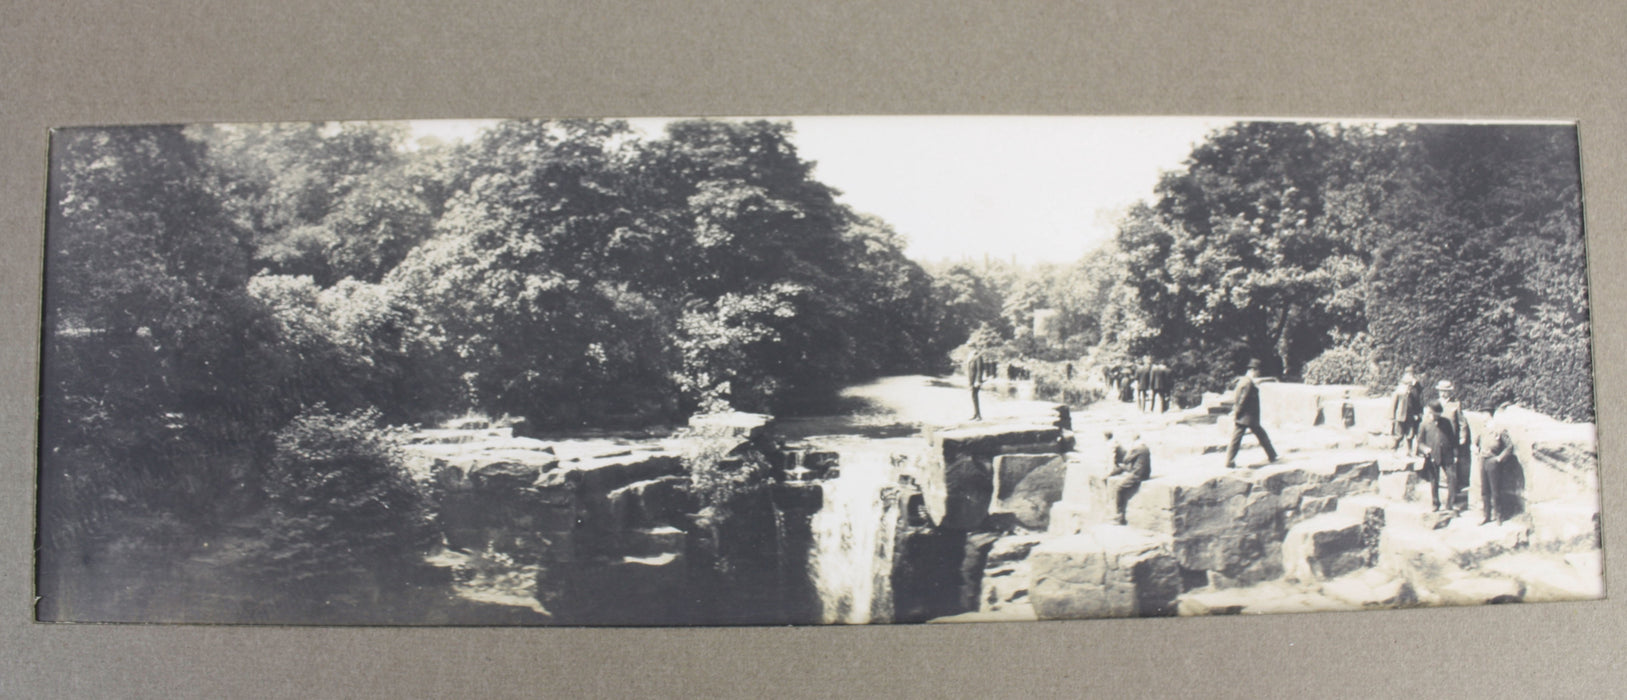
[1224,358,1279,469]
[966,351,991,421]
[1108,432,1151,525]
[1391,377,1423,455]
[1418,399,1458,513]
[1436,380,1472,511]
[1477,402,1517,525]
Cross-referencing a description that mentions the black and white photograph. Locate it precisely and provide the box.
[36,116,1601,625]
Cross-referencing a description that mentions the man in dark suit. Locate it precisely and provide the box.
[1150,361,1173,413]
[1108,432,1151,525]
[1223,358,1279,469]
[1418,399,1459,513]
[966,351,992,421]
[1136,356,1153,412]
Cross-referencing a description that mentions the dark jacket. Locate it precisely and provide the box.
[1392,386,1422,423]
[1232,375,1262,426]
[1418,413,1457,476]
[1150,364,1171,393]
[1113,444,1152,482]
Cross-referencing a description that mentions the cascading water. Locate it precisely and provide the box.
[809,448,903,624]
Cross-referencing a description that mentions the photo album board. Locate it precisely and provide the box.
[35,116,1602,625]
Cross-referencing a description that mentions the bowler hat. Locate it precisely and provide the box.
[1247,358,1263,370]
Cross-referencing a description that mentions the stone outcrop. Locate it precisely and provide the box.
[1123,452,1380,586]
[918,422,1067,530]
[991,454,1066,530]
[1282,512,1381,583]
[1029,525,1180,620]
[1256,382,1368,428]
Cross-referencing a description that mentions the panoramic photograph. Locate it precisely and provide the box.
[35,116,1601,625]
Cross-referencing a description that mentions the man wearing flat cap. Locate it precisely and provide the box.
[1224,358,1279,469]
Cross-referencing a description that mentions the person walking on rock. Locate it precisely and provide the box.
[1108,432,1151,525]
[1477,402,1517,525]
[1224,359,1279,469]
[1418,399,1459,513]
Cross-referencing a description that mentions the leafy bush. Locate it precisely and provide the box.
[1303,335,1380,386]
[1031,363,1105,407]
[252,405,436,604]
[678,432,773,519]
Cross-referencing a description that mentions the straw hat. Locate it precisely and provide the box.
[1435,379,1455,392]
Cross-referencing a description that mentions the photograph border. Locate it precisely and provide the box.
[4,1,1625,697]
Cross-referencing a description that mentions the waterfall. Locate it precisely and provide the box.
[809,448,902,624]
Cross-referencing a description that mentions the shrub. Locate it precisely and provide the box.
[678,432,773,519]
[1303,335,1381,386]
[251,405,436,607]
[1031,363,1105,408]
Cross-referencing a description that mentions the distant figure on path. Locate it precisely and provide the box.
[966,351,993,421]
[1224,359,1279,469]
[1436,380,1472,511]
[1418,399,1459,513]
[1136,357,1153,412]
[1065,362,1075,380]
[1108,432,1151,525]
[1477,402,1517,525]
[1150,361,1172,413]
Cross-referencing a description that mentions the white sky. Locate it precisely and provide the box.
[409,117,1233,265]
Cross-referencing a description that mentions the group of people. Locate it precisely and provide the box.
[1103,357,1172,413]
[1389,367,1517,525]
[1146,359,1517,527]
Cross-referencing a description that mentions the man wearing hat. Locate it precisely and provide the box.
[1436,380,1472,511]
[1224,358,1279,469]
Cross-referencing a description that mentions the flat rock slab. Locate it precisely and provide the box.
[1029,525,1180,620]
[1480,552,1605,602]
[686,411,775,441]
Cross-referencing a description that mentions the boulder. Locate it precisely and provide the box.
[468,460,544,491]
[1379,470,1427,504]
[537,453,683,494]
[1524,498,1601,553]
[606,476,693,530]
[1029,526,1180,620]
[1282,513,1377,583]
[1488,406,1598,504]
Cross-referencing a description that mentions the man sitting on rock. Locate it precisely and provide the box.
[1108,432,1150,526]
[1477,402,1517,525]
[1417,399,1459,514]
